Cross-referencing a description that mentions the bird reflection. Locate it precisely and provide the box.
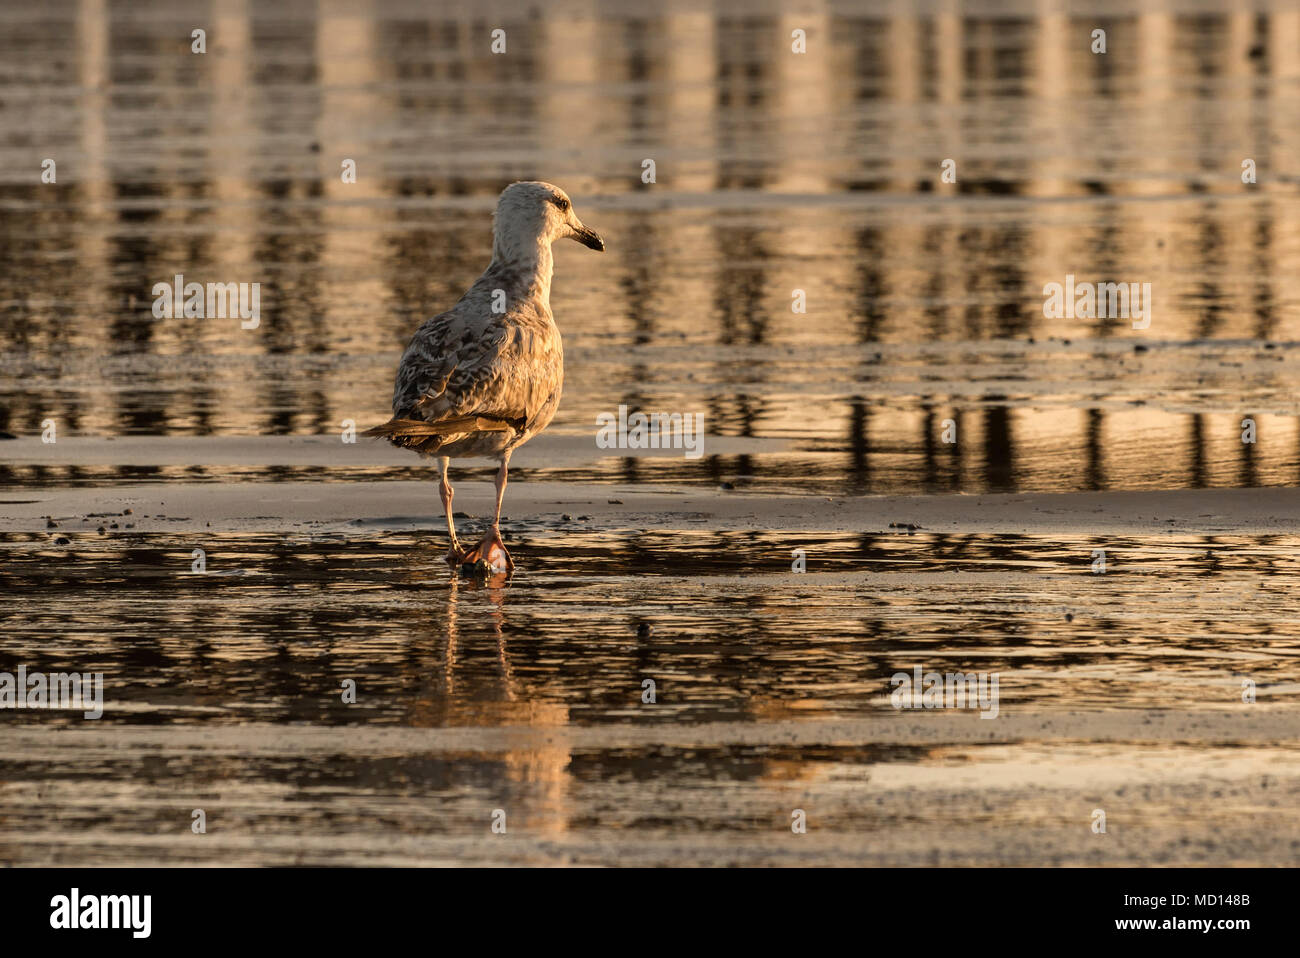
[441,570,517,707]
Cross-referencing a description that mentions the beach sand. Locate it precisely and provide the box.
[4,436,1299,535]
[3,436,1298,866]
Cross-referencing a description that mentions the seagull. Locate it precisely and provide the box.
[365,181,604,573]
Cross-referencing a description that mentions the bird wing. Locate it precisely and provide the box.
[392,298,560,433]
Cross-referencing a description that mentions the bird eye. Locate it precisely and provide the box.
[554,197,569,212]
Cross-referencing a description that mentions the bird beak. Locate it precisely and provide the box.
[571,223,605,251]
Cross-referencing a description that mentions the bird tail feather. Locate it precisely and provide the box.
[362,416,520,454]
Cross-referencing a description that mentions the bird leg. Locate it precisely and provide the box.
[439,457,465,565]
[460,451,514,573]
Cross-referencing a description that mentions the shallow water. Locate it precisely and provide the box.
[3,0,1300,866]
[3,528,1299,724]
[3,0,1300,493]
[2,526,1299,865]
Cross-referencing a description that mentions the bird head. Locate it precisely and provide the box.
[493,181,605,255]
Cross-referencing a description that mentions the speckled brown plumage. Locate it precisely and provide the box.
[365,181,604,571]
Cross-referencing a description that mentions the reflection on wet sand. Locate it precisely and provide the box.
[1,397,1298,494]
[1,526,1298,865]
[2,527,1296,725]
[3,3,1300,493]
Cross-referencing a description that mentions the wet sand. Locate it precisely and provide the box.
[3,438,1299,866]
[3,713,1299,866]
[2,433,1299,536]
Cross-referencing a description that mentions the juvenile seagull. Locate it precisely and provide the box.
[365,181,604,572]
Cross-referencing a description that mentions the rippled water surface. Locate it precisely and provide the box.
[4,528,1300,722]
[3,0,1300,491]
[2,523,1299,865]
